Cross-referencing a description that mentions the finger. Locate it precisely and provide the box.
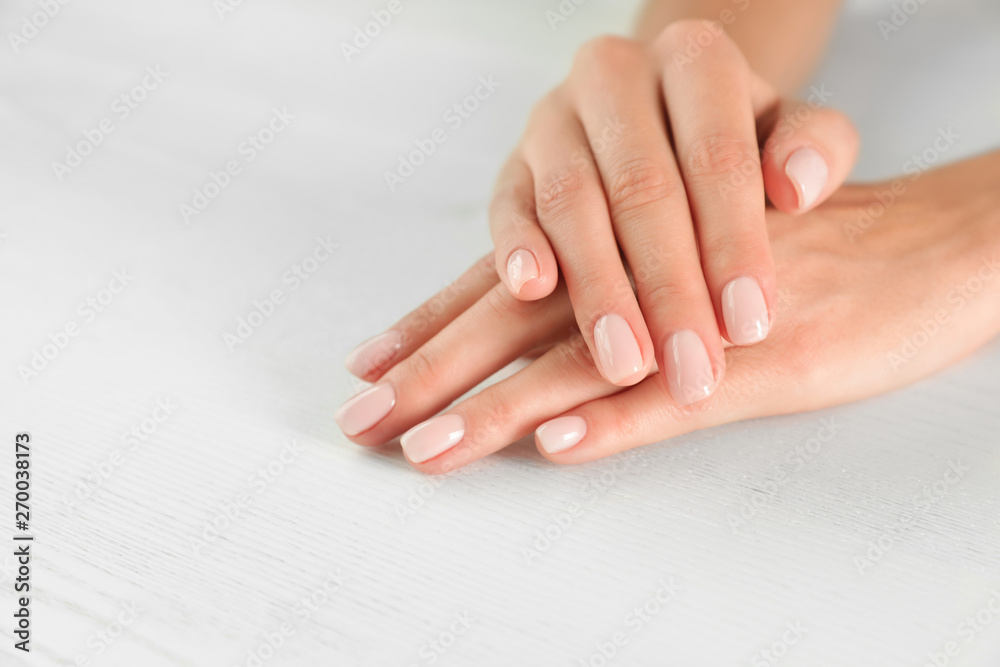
[535,341,774,464]
[656,21,775,347]
[336,282,574,444]
[489,152,559,300]
[524,92,654,386]
[344,253,498,381]
[398,331,627,471]
[759,99,860,213]
[570,36,725,406]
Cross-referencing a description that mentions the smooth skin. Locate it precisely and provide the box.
[490,12,856,406]
[338,151,1000,472]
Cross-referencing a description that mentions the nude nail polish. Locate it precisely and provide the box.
[785,147,828,210]
[335,384,397,437]
[593,314,643,384]
[345,331,403,378]
[664,330,716,406]
[401,414,466,463]
[722,276,770,346]
[536,416,587,454]
[507,249,539,295]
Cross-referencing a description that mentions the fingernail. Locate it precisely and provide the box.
[335,384,396,437]
[536,416,587,454]
[593,314,643,384]
[401,414,466,463]
[785,147,828,210]
[345,331,403,378]
[722,276,770,346]
[506,249,539,294]
[664,330,716,406]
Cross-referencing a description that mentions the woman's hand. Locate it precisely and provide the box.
[487,21,858,406]
[336,152,1000,473]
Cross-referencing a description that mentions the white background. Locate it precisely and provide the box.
[1,0,999,665]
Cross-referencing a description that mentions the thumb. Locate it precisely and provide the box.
[760,99,860,214]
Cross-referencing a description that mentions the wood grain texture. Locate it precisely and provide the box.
[1,0,999,665]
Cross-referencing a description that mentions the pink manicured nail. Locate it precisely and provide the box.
[335,384,396,437]
[664,330,716,406]
[785,147,828,210]
[401,414,465,463]
[507,249,539,295]
[345,331,403,378]
[536,416,587,454]
[723,276,770,346]
[593,314,643,384]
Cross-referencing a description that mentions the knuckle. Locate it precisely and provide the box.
[642,278,704,312]
[684,134,757,180]
[655,19,725,55]
[576,35,645,74]
[536,165,589,220]
[398,346,440,392]
[606,158,676,218]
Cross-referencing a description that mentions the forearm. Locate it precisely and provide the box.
[635,0,843,94]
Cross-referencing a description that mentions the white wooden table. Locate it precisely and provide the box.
[2,0,999,665]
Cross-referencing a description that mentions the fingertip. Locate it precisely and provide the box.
[785,146,830,211]
[502,247,557,300]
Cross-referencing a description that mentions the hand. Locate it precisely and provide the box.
[487,21,858,406]
[336,151,1000,473]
